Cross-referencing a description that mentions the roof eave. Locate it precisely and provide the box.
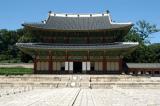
[23,24,132,32]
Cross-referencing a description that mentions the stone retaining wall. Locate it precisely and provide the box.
[0,75,160,89]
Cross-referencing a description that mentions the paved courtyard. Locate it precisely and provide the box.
[0,88,160,106]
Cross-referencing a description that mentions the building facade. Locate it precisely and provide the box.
[16,11,139,74]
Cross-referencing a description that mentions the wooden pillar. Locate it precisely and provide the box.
[103,61,106,71]
[103,51,106,71]
[65,50,69,73]
[103,31,106,43]
[66,50,68,61]
[87,51,91,73]
[49,51,52,74]
[87,51,90,61]
[106,58,107,72]
[34,56,37,74]
[151,70,154,76]
[119,58,123,74]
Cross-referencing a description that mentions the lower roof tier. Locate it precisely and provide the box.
[16,42,138,50]
[16,42,139,57]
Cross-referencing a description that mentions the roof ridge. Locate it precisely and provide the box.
[49,12,109,17]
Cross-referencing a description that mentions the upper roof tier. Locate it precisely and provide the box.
[23,12,133,31]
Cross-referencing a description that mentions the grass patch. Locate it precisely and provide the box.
[0,67,33,75]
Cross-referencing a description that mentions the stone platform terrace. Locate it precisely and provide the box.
[0,75,160,88]
[0,75,160,106]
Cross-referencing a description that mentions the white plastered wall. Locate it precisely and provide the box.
[107,62,119,71]
[82,62,87,72]
[40,62,44,71]
[95,62,99,71]
[53,62,57,71]
[99,62,103,71]
[37,62,41,71]
[45,62,49,71]
[87,62,91,71]
[69,62,73,71]
[56,62,61,71]
[65,62,69,71]
[110,62,114,71]
[115,62,119,71]
[107,62,110,71]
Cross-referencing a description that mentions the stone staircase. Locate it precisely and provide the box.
[0,75,160,88]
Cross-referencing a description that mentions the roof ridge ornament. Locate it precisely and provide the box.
[49,12,111,17]
[41,20,46,24]
[48,11,52,16]
[106,10,110,14]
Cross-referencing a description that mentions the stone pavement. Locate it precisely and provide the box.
[0,88,160,106]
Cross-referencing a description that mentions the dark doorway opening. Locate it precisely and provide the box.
[73,62,82,74]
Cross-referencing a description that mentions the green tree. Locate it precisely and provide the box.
[135,20,159,43]
[124,20,160,44]
[124,20,160,63]
[0,29,33,62]
[20,52,33,63]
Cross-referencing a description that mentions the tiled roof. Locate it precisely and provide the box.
[23,13,132,31]
[127,63,160,69]
[16,42,139,50]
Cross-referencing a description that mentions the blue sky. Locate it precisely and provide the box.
[0,0,160,43]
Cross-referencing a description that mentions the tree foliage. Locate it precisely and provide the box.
[124,20,160,63]
[0,29,32,63]
[124,20,160,44]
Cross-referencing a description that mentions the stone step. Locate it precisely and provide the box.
[0,75,160,88]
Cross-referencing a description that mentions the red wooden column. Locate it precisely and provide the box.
[103,31,106,43]
[103,61,106,71]
[119,58,123,74]
[87,32,90,44]
[34,54,37,74]
[49,51,53,74]
[106,58,107,72]
[65,50,69,73]
[151,69,154,76]
[65,50,67,62]
[103,51,106,71]
[87,51,90,61]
